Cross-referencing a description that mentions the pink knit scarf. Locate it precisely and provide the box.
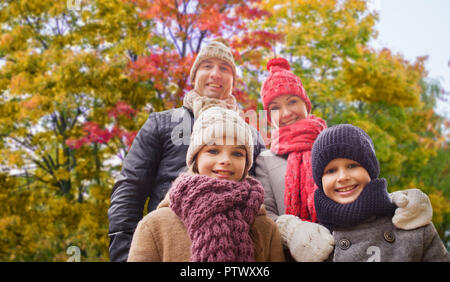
[169,173,264,262]
[270,115,327,222]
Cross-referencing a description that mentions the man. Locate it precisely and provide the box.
[107,38,266,262]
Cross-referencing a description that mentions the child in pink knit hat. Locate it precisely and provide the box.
[127,107,285,262]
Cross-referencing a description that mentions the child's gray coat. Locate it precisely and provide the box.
[330,216,449,262]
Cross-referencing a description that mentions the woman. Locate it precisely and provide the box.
[255,58,434,262]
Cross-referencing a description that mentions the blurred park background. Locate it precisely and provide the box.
[0,0,448,261]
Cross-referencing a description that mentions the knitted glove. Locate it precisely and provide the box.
[276,214,334,262]
[390,188,433,230]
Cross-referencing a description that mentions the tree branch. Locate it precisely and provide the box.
[7,135,35,152]
[165,23,182,55]
[33,158,53,175]
[24,16,49,50]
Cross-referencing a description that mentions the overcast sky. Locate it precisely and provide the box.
[369,0,450,118]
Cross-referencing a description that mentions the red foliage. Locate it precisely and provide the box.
[231,31,284,50]
[66,122,112,149]
[66,101,138,150]
[233,88,258,112]
[108,100,137,119]
[127,50,194,97]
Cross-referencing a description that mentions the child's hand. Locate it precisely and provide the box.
[276,214,334,262]
[391,188,433,230]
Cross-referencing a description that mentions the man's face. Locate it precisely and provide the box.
[193,58,234,99]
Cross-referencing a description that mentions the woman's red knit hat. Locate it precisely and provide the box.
[260,58,311,114]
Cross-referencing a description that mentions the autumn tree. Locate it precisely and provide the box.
[0,0,156,260]
[0,0,156,200]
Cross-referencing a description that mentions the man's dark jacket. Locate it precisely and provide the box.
[107,106,266,262]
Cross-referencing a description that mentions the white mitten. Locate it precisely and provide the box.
[390,188,433,230]
[276,214,334,262]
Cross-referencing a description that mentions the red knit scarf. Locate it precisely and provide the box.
[169,173,264,262]
[270,115,327,222]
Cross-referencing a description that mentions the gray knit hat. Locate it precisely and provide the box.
[187,107,253,178]
[311,124,380,189]
[189,38,237,87]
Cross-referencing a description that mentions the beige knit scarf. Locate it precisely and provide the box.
[183,90,238,118]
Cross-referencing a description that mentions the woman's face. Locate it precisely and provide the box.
[267,94,308,128]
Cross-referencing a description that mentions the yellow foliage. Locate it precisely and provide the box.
[0,175,110,261]
[341,48,425,107]
[6,150,25,168]
[429,190,450,228]
[0,33,12,47]
[53,168,70,181]
[9,72,29,94]
[21,94,45,109]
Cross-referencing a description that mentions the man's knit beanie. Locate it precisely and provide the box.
[186,107,254,178]
[311,124,380,190]
[260,57,311,114]
[190,38,237,87]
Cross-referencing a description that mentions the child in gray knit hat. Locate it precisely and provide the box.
[311,124,449,262]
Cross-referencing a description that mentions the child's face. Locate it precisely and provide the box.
[267,94,308,128]
[321,158,371,204]
[195,137,247,181]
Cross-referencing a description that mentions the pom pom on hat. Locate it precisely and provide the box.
[267,57,291,71]
[260,57,311,115]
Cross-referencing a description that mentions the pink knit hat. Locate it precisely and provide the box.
[260,58,311,114]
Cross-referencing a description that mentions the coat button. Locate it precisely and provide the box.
[383,231,395,243]
[338,238,351,250]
